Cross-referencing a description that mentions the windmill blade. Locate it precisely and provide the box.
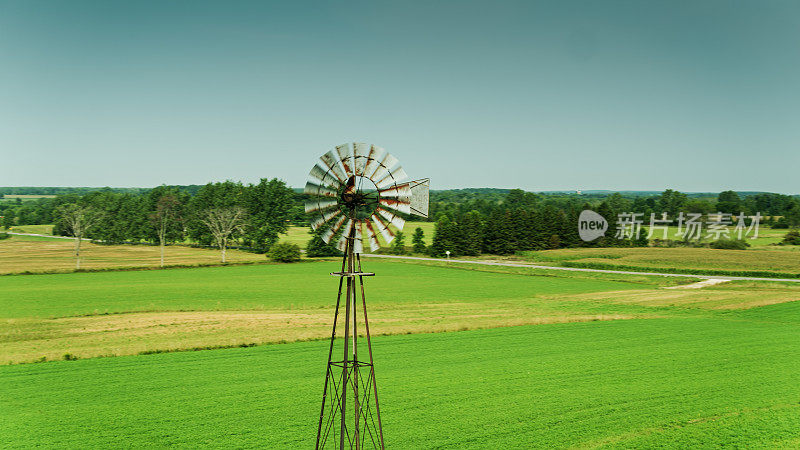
[304,181,338,198]
[311,209,341,231]
[377,207,405,230]
[369,152,399,183]
[371,213,395,244]
[364,220,380,251]
[335,219,354,251]
[409,178,430,218]
[320,150,347,183]
[353,142,370,176]
[305,198,338,213]
[376,166,409,190]
[353,223,364,253]
[321,215,347,243]
[309,164,341,188]
[378,183,411,198]
[336,143,354,178]
[363,145,385,180]
[379,197,411,214]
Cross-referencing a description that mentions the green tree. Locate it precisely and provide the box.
[656,189,688,219]
[243,178,293,253]
[716,190,742,214]
[482,209,515,254]
[411,227,426,253]
[430,214,460,257]
[390,231,407,255]
[186,181,246,245]
[457,211,484,256]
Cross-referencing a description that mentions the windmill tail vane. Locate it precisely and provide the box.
[307,143,429,449]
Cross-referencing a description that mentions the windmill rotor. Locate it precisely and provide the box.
[305,143,429,252]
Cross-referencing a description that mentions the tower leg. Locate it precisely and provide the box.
[316,249,348,449]
[316,232,385,449]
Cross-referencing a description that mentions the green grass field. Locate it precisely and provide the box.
[1,260,673,364]
[6,224,55,235]
[3,307,800,447]
[519,244,800,278]
[3,230,800,446]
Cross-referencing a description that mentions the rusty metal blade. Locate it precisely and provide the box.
[364,220,380,251]
[353,222,364,253]
[369,152,398,182]
[371,213,395,244]
[353,143,369,176]
[305,199,337,213]
[336,143,354,177]
[309,164,341,188]
[379,197,411,214]
[311,209,341,231]
[377,207,405,231]
[369,152,398,183]
[304,181,337,197]
[320,150,347,183]
[363,145,385,180]
[376,166,408,189]
[378,183,411,198]
[321,215,347,243]
[335,219,353,252]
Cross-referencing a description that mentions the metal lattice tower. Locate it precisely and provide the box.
[305,143,429,449]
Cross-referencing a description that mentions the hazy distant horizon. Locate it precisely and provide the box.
[2,184,797,196]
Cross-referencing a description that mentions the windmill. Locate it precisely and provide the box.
[305,143,429,449]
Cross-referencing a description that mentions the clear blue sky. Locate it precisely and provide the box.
[1,1,798,193]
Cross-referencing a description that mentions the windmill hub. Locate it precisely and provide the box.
[340,176,378,219]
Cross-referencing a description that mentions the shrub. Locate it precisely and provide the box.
[268,242,301,262]
[0,232,10,240]
[63,353,79,361]
[709,239,750,250]
[782,230,800,246]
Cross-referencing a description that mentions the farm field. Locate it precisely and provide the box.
[6,224,55,235]
[519,245,800,277]
[648,225,790,247]
[3,307,800,447]
[0,259,683,364]
[0,234,264,274]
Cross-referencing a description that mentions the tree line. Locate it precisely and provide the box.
[425,189,800,257]
[0,180,299,264]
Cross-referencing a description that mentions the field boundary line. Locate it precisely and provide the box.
[362,254,800,283]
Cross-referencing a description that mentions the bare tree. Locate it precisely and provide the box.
[149,195,181,267]
[200,207,247,263]
[56,204,102,269]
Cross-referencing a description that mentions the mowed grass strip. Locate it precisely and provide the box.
[2,309,800,448]
[561,280,800,311]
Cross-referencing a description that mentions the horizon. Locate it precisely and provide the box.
[2,184,798,196]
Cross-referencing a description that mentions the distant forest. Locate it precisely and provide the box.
[2,185,799,256]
